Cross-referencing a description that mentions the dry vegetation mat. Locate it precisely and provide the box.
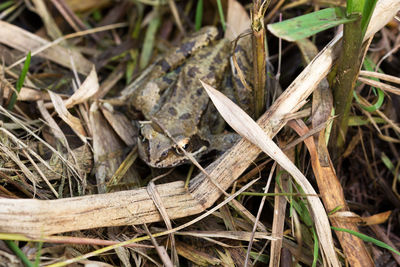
[0,0,400,266]
[0,0,396,234]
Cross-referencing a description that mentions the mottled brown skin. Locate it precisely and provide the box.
[128,27,251,168]
[139,39,230,167]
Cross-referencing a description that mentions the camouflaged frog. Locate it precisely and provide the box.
[120,26,252,168]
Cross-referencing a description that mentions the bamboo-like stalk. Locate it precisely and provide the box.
[330,16,365,155]
[251,1,268,118]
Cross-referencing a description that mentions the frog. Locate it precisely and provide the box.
[120,26,253,168]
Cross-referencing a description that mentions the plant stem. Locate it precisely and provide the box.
[330,16,364,155]
[251,1,268,118]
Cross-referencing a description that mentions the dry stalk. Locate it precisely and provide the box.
[251,0,270,118]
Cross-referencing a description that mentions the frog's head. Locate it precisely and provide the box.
[138,124,208,168]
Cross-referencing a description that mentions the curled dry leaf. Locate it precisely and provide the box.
[362,211,392,226]
[329,210,392,226]
[100,104,137,147]
[37,99,68,147]
[64,66,99,108]
[201,81,339,267]
[15,88,54,101]
[287,119,375,266]
[48,90,87,142]
[225,0,251,41]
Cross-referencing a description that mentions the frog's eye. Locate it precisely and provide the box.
[174,141,188,156]
[178,138,190,149]
[180,142,189,150]
[160,150,169,158]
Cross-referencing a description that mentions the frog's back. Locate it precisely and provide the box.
[120,26,220,101]
[154,39,230,138]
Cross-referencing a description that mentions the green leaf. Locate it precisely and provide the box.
[139,13,160,69]
[311,228,319,267]
[381,152,400,184]
[360,0,377,36]
[249,251,269,263]
[8,51,31,111]
[126,50,138,84]
[216,0,226,31]
[5,240,34,267]
[195,0,203,31]
[347,0,377,36]
[0,1,13,11]
[34,241,43,267]
[332,226,400,256]
[347,0,364,14]
[353,87,384,112]
[353,57,385,113]
[92,9,102,22]
[267,7,357,42]
[348,116,385,126]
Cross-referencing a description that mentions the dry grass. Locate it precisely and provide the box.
[0,0,400,266]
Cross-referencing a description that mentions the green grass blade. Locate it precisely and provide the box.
[353,87,384,112]
[381,152,400,184]
[131,3,144,39]
[195,0,203,31]
[361,0,377,35]
[0,0,13,11]
[311,228,319,267]
[126,51,138,84]
[381,152,395,171]
[4,240,34,267]
[347,0,377,36]
[91,9,102,22]
[332,226,400,256]
[216,0,226,31]
[328,205,344,215]
[139,13,160,69]
[353,57,385,112]
[267,7,357,41]
[348,116,385,126]
[34,241,43,267]
[8,51,31,111]
[347,0,364,14]
[249,251,269,263]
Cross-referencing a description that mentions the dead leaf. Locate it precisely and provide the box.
[65,66,99,108]
[225,0,251,41]
[48,90,87,142]
[362,211,392,226]
[89,102,125,193]
[100,104,137,146]
[65,0,111,12]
